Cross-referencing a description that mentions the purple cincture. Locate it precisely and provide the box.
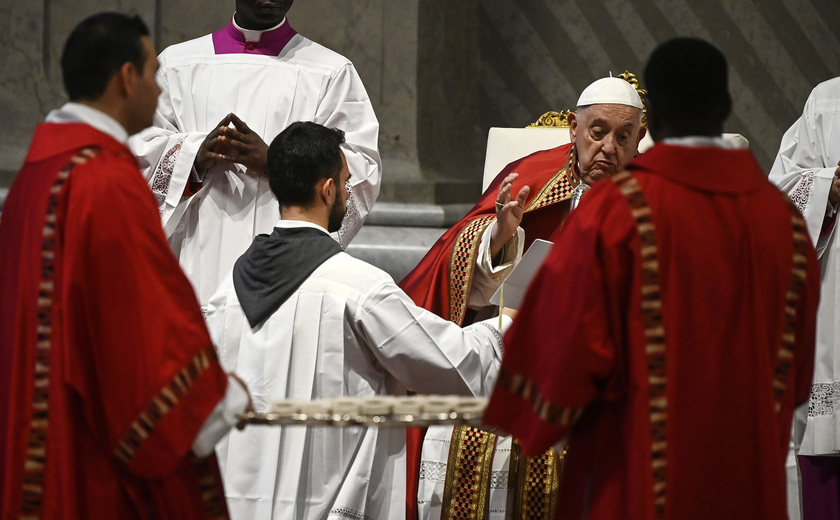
[211,21,297,56]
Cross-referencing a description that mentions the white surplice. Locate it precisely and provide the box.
[131,27,381,307]
[769,76,840,520]
[205,220,507,520]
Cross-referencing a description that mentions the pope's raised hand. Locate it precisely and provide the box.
[489,172,530,259]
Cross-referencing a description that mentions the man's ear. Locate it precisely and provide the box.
[636,126,647,146]
[116,61,137,97]
[568,111,578,142]
[318,177,336,205]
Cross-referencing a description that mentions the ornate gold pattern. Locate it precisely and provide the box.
[511,444,560,520]
[611,170,667,519]
[448,215,497,325]
[21,147,99,519]
[773,207,810,412]
[528,110,571,129]
[441,425,496,519]
[617,70,648,127]
[527,146,579,205]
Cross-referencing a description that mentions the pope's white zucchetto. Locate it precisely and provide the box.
[577,77,644,110]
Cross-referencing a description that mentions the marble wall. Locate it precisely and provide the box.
[2,0,839,204]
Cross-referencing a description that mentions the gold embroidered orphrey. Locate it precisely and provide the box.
[611,170,668,519]
[19,146,229,520]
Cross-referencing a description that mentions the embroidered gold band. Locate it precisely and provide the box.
[449,215,497,325]
[114,344,219,465]
[510,442,560,520]
[441,425,496,519]
[22,147,100,518]
[611,170,667,519]
[526,146,577,212]
[773,207,810,412]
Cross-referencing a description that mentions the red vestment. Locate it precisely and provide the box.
[399,143,578,519]
[485,143,820,519]
[0,123,230,519]
[400,143,577,325]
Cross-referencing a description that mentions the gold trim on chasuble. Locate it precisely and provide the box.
[441,147,577,519]
[22,147,100,518]
[773,207,810,412]
[113,344,221,465]
[611,170,667,519]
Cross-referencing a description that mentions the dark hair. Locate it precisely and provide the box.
[61,12,150,101]
[267,122,347,208]
[644,37,730,131]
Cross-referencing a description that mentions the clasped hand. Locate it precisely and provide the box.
[195,113,269,174]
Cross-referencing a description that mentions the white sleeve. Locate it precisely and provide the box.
[191,375,250,457]
[316,63,382,247]
[769,87,838,245]
[129,65,208,235]
[355,281,511,397]
[469,222,524,309]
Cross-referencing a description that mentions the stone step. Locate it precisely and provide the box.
[345,202,471,282]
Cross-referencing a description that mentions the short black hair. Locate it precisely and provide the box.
[61,12,150,101]
[267,122,347,208]
[644,37,730,130]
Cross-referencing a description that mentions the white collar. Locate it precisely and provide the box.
[274,219,329,234]
[232,14,286,43]
[661,135,736,149]
[44,102,129,144]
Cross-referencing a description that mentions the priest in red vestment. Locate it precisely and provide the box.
[0,13,250,520]
[401,77,647,519]
[485,38,820,520]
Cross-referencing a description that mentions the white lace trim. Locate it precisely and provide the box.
[329,507,370,520]
[789,171,815,215]
[150,137,185,216]
[337,181,361,249]
[419,461,447,483]
[419,461,509,489]
[809,381,840,417]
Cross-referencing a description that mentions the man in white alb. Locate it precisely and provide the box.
[131,0,381,308]
[205,122,519,520]
[769,76,840,520]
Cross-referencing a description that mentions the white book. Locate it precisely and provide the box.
[489,238,554,309]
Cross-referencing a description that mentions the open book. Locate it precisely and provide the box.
[489,239,554,309]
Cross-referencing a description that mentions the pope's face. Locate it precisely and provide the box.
[235,0,295,30]
[569,104,645,185]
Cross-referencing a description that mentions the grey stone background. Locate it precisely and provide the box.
[1,0,838,277]
[3,0,839,200]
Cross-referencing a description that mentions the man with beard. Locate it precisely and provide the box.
[131,0,381,311]
[204,122,515,519]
